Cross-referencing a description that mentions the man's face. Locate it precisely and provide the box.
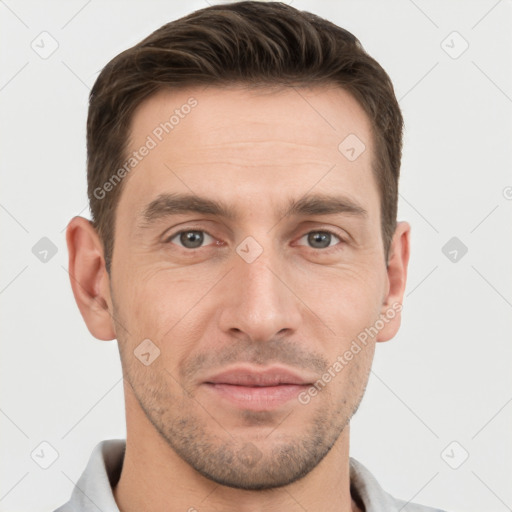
[108,85,395,489]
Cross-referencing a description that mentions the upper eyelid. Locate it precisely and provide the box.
[163,228,215,245]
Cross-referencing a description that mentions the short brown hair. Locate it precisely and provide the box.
[87,1,403,274]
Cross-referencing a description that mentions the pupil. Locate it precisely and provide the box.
[181,231,203,248]
[309,232,330,248]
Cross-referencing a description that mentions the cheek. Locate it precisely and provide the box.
[119,268,213,364]
[115,247,386,366]
[303,264,385,335]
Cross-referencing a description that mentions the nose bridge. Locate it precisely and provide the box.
[218,236,301,341]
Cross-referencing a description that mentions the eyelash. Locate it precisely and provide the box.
[163,227,347,252]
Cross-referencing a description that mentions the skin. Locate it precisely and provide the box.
[67,84,410,512]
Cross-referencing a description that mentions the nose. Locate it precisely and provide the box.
[217,243,303,343]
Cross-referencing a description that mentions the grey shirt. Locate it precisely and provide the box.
[54,439,447,512]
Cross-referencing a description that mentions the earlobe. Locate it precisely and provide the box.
[66,216,116,341]
[376,221,411,343]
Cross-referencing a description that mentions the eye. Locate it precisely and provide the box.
[165,229,216,249]
[164,228,345,252]
[296,230,344,250]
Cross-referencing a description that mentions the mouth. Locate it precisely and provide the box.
[202,365,314,411]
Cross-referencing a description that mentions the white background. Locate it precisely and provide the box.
[1,1,511,511]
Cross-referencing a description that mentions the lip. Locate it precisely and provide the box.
[205,366,313,386]
[202,365,314,411]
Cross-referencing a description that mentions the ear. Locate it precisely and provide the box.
[375,221,411,343]
[66,216,116,341]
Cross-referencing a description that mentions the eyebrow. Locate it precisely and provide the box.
[138,192,368,229]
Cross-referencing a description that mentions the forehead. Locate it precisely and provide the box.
[116,84,378,228]
[129,84,372,152]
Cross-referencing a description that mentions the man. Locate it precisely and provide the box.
[56,1,447,511]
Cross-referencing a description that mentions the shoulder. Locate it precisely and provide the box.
[349,457,449,512]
